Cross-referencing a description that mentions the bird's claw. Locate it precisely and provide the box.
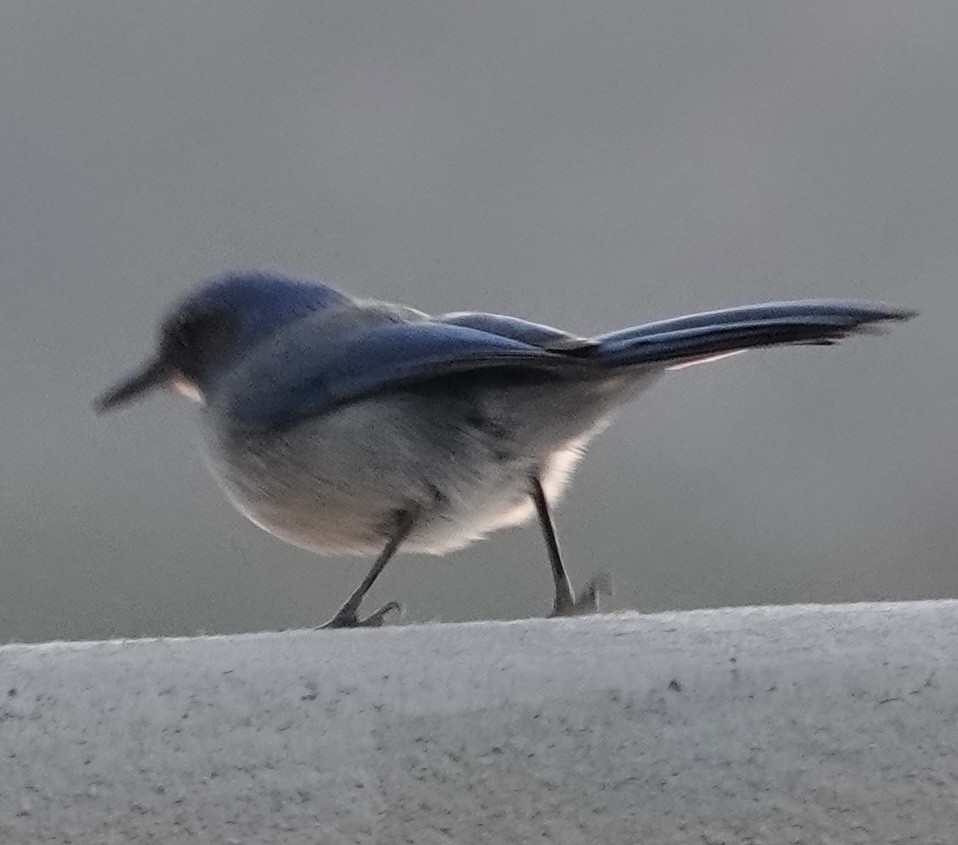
[318,600,403,629]
[550,573,613,617]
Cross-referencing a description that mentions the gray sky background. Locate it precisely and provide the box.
[1,2,953,642]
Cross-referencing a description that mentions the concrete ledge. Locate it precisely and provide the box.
[3,602,957,844]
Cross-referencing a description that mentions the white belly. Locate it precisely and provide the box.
[200,372,649,557]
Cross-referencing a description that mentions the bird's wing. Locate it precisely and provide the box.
[220,319,594,430]
[437,312,601,355]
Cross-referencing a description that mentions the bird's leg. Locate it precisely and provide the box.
[530,477,575,611]
[530,477,612,617]
[319,511,416,629]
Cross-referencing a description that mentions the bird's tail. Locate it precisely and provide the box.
[593,300,915,369]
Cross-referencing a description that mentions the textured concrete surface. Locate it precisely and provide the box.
[3,602,957,844]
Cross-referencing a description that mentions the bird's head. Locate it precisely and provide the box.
[95,272,351,412]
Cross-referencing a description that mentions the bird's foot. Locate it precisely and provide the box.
[550,573,613,617]
[318,600,403,630]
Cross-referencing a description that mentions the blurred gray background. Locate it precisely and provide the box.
[1,3,953,643]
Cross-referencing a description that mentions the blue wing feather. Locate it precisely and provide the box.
[438,312,599,354]
[217,299,913,430]
[222,320,587,430]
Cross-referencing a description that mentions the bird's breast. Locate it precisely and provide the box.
[198,378,638,556]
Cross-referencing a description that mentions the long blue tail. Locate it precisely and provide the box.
[594,300,915,368]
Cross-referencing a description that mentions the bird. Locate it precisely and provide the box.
[95,272,914,628]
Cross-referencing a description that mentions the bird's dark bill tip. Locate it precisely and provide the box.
[94,359,170,414]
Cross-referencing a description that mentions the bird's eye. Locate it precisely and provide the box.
[161,309,234,374]
[168,311,214,349]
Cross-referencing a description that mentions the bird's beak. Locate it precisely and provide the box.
[94,357,172,414]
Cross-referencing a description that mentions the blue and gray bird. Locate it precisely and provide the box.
[95,273,914,627]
